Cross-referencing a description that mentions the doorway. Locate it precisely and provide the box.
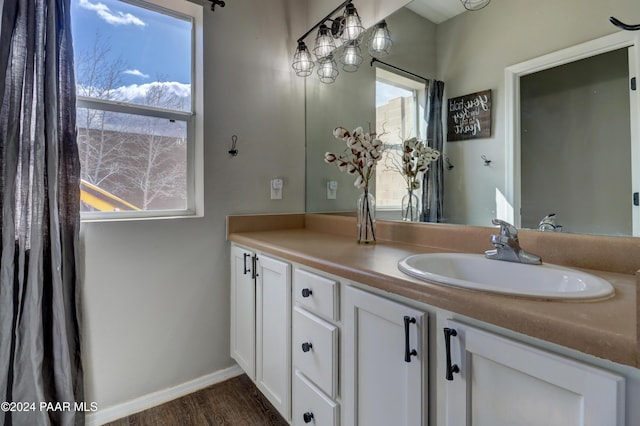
[520,48,631,235]
[505,32,640,236]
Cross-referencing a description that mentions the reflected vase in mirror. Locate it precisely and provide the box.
[357,189,376,244]
[402,188,420,222]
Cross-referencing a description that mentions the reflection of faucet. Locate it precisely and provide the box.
[538,213,563,232]
[485,219,542,265]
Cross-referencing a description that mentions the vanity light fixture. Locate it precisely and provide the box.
[340,3,365,43]
[340,41,363,72]
[459,0,491,11]
[317,54,340,84]
[292,0,388,83]
[368,20,392,57]
[313,24,337,60]
[292,41,315,77]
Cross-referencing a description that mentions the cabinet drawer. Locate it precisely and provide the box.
[293,370,339,426]
[294,269,338,321]
[293,306,338,398]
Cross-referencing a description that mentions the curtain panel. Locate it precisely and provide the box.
[0,0,84,425]
[422,80,445,223]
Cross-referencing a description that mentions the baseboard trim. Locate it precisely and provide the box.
[86,364,244,426]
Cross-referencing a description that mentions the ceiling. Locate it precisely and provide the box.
[406,0,467,24]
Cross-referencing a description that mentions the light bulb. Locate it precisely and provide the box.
[342,4,364,42]
[292,41,315,77]
[317,54,339,84]
[313,24,336,60]
[340,42,362,72]
[369,20,392,57]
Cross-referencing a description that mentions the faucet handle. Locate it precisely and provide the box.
[491,218,518,239]
[538,213,562,232]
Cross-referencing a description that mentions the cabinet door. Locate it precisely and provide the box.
[230,245,256,379]
[256,254,292,420]
[443,320,625,426]
[344,286,427,426]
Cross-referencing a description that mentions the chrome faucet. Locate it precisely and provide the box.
[538,213,563,232]
[485,219,542,265]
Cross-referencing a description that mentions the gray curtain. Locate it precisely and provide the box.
[422,80,445,223]
[0,1,84,425]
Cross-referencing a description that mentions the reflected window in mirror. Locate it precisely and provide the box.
[375,69,425,211]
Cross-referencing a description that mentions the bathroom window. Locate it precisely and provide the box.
[375,69,424,210]
[71,0,203,220]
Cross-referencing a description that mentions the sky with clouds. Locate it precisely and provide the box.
[71,0,192,107]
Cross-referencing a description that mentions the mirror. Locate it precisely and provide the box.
[305,0,640,237]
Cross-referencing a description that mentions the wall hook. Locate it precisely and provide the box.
[209,0,225,11]
[609,16,640,31]
[228,135,238,157]
[481,155,492,166]
[444,154,455,170]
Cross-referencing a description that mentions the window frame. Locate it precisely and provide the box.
[375,68,425,211]
[76,0,204,222]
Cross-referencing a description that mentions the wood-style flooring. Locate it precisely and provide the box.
[104,374,288,426]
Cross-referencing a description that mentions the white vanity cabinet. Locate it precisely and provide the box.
[231,243,637,426]
[343,285,428,426]
[441,319,626,426]
[230,244,292,421]
[292,268,340,426]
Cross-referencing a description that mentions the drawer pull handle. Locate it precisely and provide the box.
[301,342,313,353]
[404,316,417,362]
[303,412,314,423]
[444,327,460,381]
[301,288,313,298]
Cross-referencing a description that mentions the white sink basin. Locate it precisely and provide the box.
[397,253,614,300]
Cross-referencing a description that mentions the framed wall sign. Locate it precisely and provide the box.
[447,90,492,141]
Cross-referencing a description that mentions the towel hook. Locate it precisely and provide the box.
[444,154,455,170]
[609,16,640,31]
[228,135,238,157]
[209,0,225,11]
[481,155,492,166]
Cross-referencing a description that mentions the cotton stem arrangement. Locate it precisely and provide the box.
[324,126,383,191]
[385,137,440,191]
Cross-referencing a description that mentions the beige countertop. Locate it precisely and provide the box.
[227,213,639,369]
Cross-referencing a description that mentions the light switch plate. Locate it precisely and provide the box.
[271,178,283,200]
[327,181,337,199]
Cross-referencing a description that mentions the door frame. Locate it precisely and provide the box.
[504,31,640,234]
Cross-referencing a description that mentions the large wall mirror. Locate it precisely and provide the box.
[305,0,640,237]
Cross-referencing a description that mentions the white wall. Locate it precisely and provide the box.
[81,0,306,414]
[437,0,639,227]
[308,0,410,32]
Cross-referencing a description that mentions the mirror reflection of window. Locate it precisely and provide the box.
[375,69,425,211]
